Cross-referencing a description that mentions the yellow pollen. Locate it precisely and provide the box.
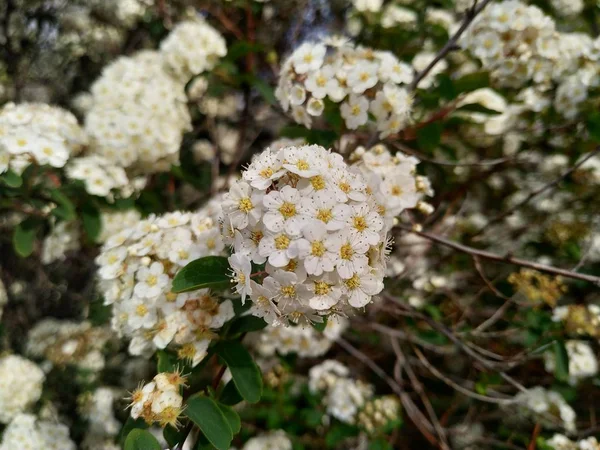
[314,281,331,296]
[136,304,148,316]
[303,54,314,63]
[351,105,361,116]
[339,182,351,193]
[146,275,158,286]
[206,238,216,249]
[359,72,370,82]
[345,274,361,289]
[285,259,298,272]
[274,235,291,250]
[279,202,297,219]
[178,250,189,259]
[296,159,310,171]
[340,243,354,260]
[317,75,327,87]
[42,147,53,155]
[159,406,183,429]
[251,230,264,245]
[377,205,386,216]
[107,254,118,264]
[260,167,273,178]
[238,197,254,213]
[311,241,326,257]
[353,216,367,232]
[166,292,178,302]
[238,273,246,284]
[316,208,333,223]
[390,185,403,196]
[310,175,326,190]
[16,139,27,146]
[257,295,270,305]
[178,343,196,361]
[281,285,296,298]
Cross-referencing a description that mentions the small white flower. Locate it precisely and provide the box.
[222,180,264,229]
[295,225,338,276]
[229,253,253,303]
[340,94,369,130]
[327,231,370,279]
[292,43,327,74]
[134,262,170,298]
[263,185,307,235]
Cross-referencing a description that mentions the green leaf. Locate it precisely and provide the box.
[157,350,178,373]
[13,218,39,257]
[217,402,241,434]
[172,256,231,293]
[310,317,328,332]
[118,417,148,446]
[250,76,277,105]
[50,189,76,221]
[124,429,161,450]
[215,341,263,403]
[82,204,101,242]
[219,380,244,406]
[0,169,22,188]
[587,111,600,142]
[227,315,267,337]
[456,103,502,115]
[163,425,187,448]
[553,341,570,382]
[453,71,490,94]
[416,122,443,152]
[185,394,233,450]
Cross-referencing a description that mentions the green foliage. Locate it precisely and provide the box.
[124,429,161,450]
[185,394,234,450]
[118,418,149,447]
[553,341,570,382]
[172,256,232,293]
[416,122,443,152]
[218,403,242,434]
[81,203,101,242]
[12,217,39,257]
[49,189,76,221]
[0,169,23,188]
[215,340,263,403]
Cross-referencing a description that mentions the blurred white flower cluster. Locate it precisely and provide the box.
[98,209,142,243]
[357,395,401,434]
[513,387,576,432]
[41,221,81,264]
[308,360,374,424]
[26,318,114,372]
[160,19,227,82]
[544,340,598,386]
[550,0,584,17]
[0,278,6,320]
[129,371,186,428]
[65,155,137,198]
[252,317,348,358]
[0,354,45,424]
[224,144,386,324]
[0,413,76,450]
[96,205,233,365]
[85,19,227,174]
[548,434,600,450]
[79,387,122,449]
[351,143,434,226]
[0,102,87,175]
[276,39,414,137]
[241,430,293,450]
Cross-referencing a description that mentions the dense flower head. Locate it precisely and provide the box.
[547,434,600,450]
[224,144,386,325]
[98,209,142,243]
[65,155,140,198]
[553,304,600,339]
[357,395,401,434]
[85,50,191,174]
[129,371,187,428]
[544,340,598,386]
[0,102,87,175]
[0,355,45,424]
[242,430,293,450]
[251,317,348,358]
[96,204,233,366]
[78,387,121,440]
[276,39,414,137]
[0,413,76,450]
[512,387,576,432]
[26,319,113,372]
[159,19,227,82]
[41,221,81,264]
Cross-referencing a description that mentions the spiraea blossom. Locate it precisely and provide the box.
[357,396,401,434]
[308,360,374,424]
[0,102,87,175]
[97,209,142,243]
[96,205,233,366]
[223,144,386,324]
[129,371,187,428]
[512,387,576,432]
[65,155,137,198]
[85,50,191,174]
[0,414,76,450]
[276,39,414,137]
[547,434,600,450]
[251,317,348,358]
[242,430,293,450]
[0,355,45,423]
[544,340,598,386]
[79,387,121,442]
[41,221,81,265]
[159,19,227,82]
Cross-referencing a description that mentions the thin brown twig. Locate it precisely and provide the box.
[396,223,600,286]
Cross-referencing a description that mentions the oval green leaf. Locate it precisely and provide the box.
[185,394,233,450]
[124,429,161,450]
[218,402,241,434]
[215,340,263,403]
[172,256,231,293]
[553,341,570,381]
[13,219,39,257]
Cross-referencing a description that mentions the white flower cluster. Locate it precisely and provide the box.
[0,414,76,450]
[96,206,233,365]
[129,371,186,428]
[552,304,600,338]
[79,388,121,442]
[41,221,81,264]
[276,40,414,137]
[550,0,584,17]
[544,340,598,386]
[252,317,348,358]
[548,434,600,450]
[357,395,401,434]
[0,355,45,424]
[85,51,191,174]
[352,0,383,13]
[26,319,113,372]
[513,387,576,432]
[352,143,433,227]
[160,19,227,82]
[224,144,386,325]
[98,209,142,243]
[554,75,588,120]
[65,155,134,197]
[0,102,87,175]
[309,360,374,424]
[242,430,293,450]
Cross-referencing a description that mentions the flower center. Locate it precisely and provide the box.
[250,230,264,245]
[285,259,298,272]
[275,235,291,250]
[311,241,326,257]
[136,304,148,316]
[338,182,351,193]
[280,286,296,298]
[238,197,254,213]
[310,175,326,190]
[296,159,310,171]
[345,274,361,290]
[353,216,368,232]
[390,185,403,196]
[146,275,157,286]
[314,281,331,296]
[351,105,361,116]
[316,208,333,223]
[279,201,297,219]
[260,167,274,178]
[340,243,354,260]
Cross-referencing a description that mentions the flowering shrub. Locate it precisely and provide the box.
[2,1,600,450]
